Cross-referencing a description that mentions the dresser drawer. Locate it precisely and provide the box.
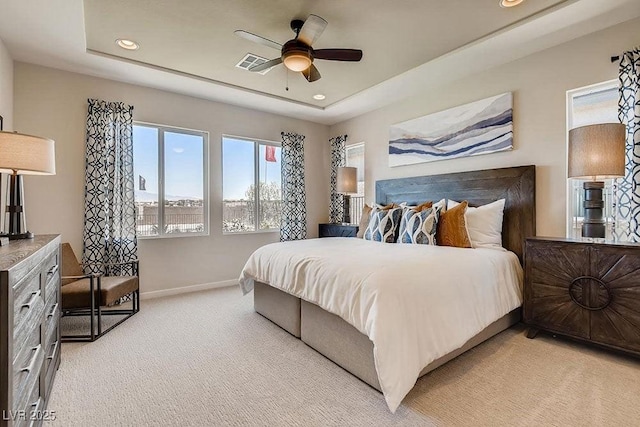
[43,281,59,342]
[44,300,59,348]
[13,270,44,331]
[14,377,43,427]
[45,273,59,308]
[13,331,44,413]
[13,298,45,361]
[42,250,59,299]
[43,330,60,397]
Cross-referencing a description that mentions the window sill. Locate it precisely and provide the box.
[138,232,210,240]
[222,229,280,236]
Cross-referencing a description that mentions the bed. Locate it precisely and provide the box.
[239,165,536,412]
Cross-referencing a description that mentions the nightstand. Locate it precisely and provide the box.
[318,223,359,238]
[524,236,640,357]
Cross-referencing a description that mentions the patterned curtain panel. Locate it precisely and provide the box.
[615,48,640,242]
[83,99,138,275]
[329,135,347,223]
[280,132,307,241]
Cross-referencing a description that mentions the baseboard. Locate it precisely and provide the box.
[140,279,238,300]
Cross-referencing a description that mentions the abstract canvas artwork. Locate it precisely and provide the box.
[389,92,513,167]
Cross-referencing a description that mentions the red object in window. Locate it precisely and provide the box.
[265,145,277,162]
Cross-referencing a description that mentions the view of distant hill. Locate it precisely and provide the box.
[135,191,201,203]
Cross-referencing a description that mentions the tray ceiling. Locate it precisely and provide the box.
[1,0,638,124]
[83,0,568,108]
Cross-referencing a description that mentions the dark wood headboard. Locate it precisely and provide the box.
[375,165,536,263]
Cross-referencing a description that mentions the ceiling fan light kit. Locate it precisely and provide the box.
[282,41,313,72]
[235,14,363,83]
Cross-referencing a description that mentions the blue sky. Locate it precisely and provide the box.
[133,125,204,200]
[133,127,280,201]
[223,137,281,200]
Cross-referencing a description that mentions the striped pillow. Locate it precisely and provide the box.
[398,206,440,245]
[364,206,403,243]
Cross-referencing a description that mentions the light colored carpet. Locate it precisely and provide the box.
[48,286,640,426]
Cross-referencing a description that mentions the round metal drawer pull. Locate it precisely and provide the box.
[568,276,612,311]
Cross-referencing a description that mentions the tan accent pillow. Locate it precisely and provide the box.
[408,201,433,212]
[357,204,373,238]
[436,201,472,248]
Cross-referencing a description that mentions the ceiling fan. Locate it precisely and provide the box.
[234,14,363,82]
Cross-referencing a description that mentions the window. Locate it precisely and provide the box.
[566,81,618,238]
[222,136,282,233]
[346,142,365,224]
[133,123,209,238]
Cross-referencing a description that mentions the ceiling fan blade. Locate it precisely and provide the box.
[249,57,282,72]
[234,30,282,51]
[297,14,327,46]
[314,49,363,62]
[301,64,321,82]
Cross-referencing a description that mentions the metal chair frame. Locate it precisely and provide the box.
[61,259,140,342]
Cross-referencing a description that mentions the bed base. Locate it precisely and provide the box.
[254,281,300,337]
[254,281,521,391]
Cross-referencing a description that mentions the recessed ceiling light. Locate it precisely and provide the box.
[116,39,139,50]
[499,0,524,7]
[313,94,326,100]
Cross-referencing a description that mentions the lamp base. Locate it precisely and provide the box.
[582,181,605,239]
[342,195,352,224]
[7,231,34,240]
[5,173,32,239]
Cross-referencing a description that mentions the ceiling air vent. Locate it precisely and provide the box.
[236,53,273,75]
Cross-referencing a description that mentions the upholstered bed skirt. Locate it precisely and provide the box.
[253,281,521,392]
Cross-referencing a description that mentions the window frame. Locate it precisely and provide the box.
[133,121,210,239]
[565,80,618,238]
[221,134,282,235]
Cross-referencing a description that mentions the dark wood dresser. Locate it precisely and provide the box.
[318,223,359,238]
[1,235,61,426]
[524,236,640,356]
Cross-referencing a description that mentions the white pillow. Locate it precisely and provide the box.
[447,199,505,250]
[433,198,446,212]
[400,199,446,211]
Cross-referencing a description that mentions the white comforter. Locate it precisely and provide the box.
[239,237,523,413]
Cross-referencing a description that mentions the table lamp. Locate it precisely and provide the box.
[0,131,56,239]
[568,123,626,239]
[337,166,357,224]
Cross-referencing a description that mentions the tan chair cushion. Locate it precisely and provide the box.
[62,276,139,309]
[61,243,85,286]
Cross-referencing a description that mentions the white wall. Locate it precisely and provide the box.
[0,37,12,130]
[14,63,330,293]
[330,18,640,238]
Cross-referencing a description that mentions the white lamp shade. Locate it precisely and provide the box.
[0,131,56,175]
[337,166,357,194]
[568,123,626,180]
